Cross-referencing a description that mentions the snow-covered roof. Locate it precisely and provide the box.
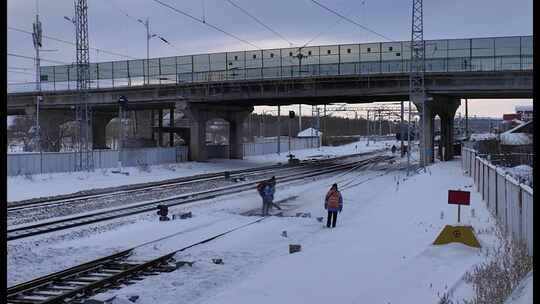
[469,133,496,141]
[500,132,532,145]
[297,127,322,137]
[515,105,533,112]
[503,165,533,188]
[503,120,533,134]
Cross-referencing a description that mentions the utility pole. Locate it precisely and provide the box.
[33,0,43,173]
[316,107,321,148]
[139,17,151,85]
[298,104,302,132]
[407,100,412,175]
[410,0,427,168]
[277,105,281,154]
[400,100,405,157]
[366,110,370,146]
[259,113,263,138]
[465,98,469,138]
[378,108,382,137]
[323,104,326,145]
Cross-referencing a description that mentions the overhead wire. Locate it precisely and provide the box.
[150,0,262,49]
[223,0,294,46]
[8,26,137,60]
[308,0,393,41]
[107,0,184,54]
[8,52,69,65]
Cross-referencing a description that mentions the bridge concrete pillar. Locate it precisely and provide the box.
[92,112,116,149]
[39,110,74,152]
[134,110,154,140]
[432,96,460,161]
[228,111,251,159]
[413,101,436,165]
[187,107,208,162]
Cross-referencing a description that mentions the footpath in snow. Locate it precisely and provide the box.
[79,159,506,304]
[7,140,392,202]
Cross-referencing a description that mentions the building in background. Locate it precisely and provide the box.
[516,105,533,122]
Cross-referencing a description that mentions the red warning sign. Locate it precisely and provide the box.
[448,190,470,205]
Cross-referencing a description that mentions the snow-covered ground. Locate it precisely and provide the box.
[7,140,393,202]
[504,271,533,304]
[8,154,513,303]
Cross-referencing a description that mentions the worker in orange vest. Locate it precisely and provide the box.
[324,183,343,228]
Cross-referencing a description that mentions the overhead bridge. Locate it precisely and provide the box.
[8,35,533,162]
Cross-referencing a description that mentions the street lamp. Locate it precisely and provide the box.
[137,17,171,85]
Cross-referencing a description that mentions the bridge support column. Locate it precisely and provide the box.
[92,112,115,149]
[158,109,163,147]
[228,111,250,159]
[169,107,175,146]
[134,110,154,144]
[187,108,208,162]
[38,110,74,152]
[413,101,436,165]
[432,96,460,161]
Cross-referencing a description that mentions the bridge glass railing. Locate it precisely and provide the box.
[8,35,533,93]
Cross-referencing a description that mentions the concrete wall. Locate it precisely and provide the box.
[7,146,188,176]
[243,136,320,157]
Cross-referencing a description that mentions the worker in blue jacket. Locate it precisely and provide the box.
[257,176,276,216]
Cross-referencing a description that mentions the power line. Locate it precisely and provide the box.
[223,0,294,46]
[108,0,141,23]
[8,26,137,59]
[150,0,262,49]
[300,1,368,48]
[106,0,183,54]
[308,0,393,41]
[8,52,70,65]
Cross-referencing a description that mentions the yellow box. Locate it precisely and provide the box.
[433,225,481,248]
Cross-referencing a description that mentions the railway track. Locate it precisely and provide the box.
[8,154,393,241]
[8,150,383,214]
[6,218,267,304]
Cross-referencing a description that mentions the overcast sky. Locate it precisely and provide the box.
[7,0,533,117]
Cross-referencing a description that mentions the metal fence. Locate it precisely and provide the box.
[8,35,533,93]
[462,147,533,255]
[7,146,188,176]
[243,136,320,157]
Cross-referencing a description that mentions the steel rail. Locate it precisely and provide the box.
[8,154,392,241]
[7,217,267,304]
[7,150,382,212]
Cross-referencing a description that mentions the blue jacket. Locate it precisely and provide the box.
[261,184,274,201]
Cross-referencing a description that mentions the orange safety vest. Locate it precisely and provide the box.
[326,189,341,209]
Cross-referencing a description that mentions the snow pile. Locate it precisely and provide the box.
[297,127,321,137]
[504,165,533,186]
[500,132,532,145]
[469,133,497,141]
[515,105,533,112]
[503,271,533,304]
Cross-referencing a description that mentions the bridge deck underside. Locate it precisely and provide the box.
[7,71,532,112]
